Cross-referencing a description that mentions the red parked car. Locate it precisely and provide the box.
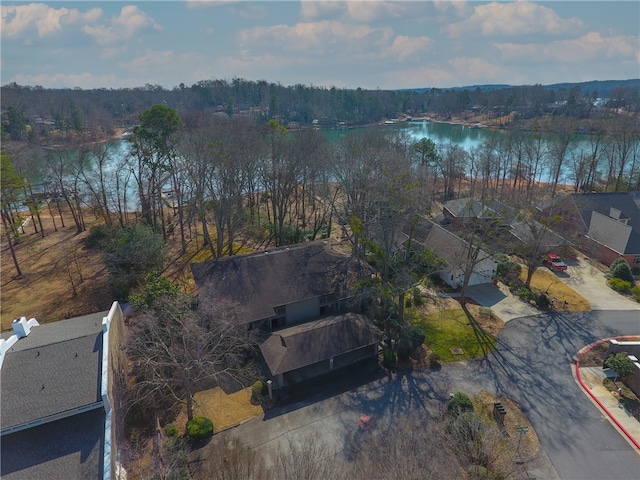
[543,253,568,271]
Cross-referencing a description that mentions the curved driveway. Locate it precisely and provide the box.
[221,310,640,478]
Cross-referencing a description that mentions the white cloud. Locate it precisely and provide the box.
[82,5,161,46]
[300,1,422,23]
[448,56,511,83]
[495,32,639,64]
[237,20,432,62]
[386,35,434,61]
[446,1,584,38]
[1,3,102,39]
[185,1,238,9]
[238,21,393,55]
[384,64,457,89]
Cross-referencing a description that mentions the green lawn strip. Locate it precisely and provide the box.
[412,308,496,362]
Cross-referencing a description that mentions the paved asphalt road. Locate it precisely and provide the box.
[219,310,640,479]
[488,310,640,480]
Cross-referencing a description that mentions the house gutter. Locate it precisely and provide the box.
[101,301,123,480]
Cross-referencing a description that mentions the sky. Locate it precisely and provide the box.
[1,1,639,90]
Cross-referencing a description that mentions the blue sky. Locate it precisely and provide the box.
[1,1,638,90]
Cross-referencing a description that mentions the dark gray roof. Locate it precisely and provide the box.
[509,220,565,249]
[0,409,104,480]
[260,313,379,375]
[570,192,640,231]
[425,224,490,266]
[191,241,372,324]
[569,192,640,254]
[443,198,496,219]
[1,312,106,430]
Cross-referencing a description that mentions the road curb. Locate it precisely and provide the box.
[574,336,640,451]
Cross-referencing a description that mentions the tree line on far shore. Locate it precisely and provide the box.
[2,78,639,143]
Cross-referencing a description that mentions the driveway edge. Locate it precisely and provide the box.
[574,337,640,450]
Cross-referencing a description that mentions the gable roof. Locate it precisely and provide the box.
[425,223,493,267]
[191,241,372,324]
[1,312,106,432]
[443,198,495,219]
[509,219,566,249]
[569,192,640,231]
[259,313,379,376]
[568,192,640,254]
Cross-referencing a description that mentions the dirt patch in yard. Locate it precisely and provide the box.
[1,209,112,331]
[521,267,590,311]
[472,391,540,461]
[579,342,610,367]
[173,387,264,435]
[465,302,505,337]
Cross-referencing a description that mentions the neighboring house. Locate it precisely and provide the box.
[509,219,566,253]
[542,192,640,266]
[191,240,379,389]
[442,197,514,228]
[0,303,126,480]
[424,223,498,289]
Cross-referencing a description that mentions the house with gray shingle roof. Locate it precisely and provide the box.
[424,223,498,289]
[191,241,380,389]
[541,192,640,266]
[0,302,126,480]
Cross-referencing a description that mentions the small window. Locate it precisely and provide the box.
[634,257,640,265]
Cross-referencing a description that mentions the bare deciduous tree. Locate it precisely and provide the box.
[127,294,259,422]
[198,436,267,480]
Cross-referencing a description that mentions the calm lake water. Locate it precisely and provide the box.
[322,120,494,151]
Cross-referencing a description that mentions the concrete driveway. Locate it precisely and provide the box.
[465,282,539,322]
[562,257,640,311]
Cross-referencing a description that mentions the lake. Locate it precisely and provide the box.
[322,120,494,151]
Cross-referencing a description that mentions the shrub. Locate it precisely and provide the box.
[382,349,396,368]
[495,254,522,284]
[84,224,117,249]
[604,352,636,379]
[429,352,441,367]
[447,392,474,417]
[478,307,493,319]
[516,288,535,302]
[631,267,640,276]
[407,327,426,350]
[535,293,551,309]
[412,287,423,306]
[631,286,640,302]
[251,380,265,399]
[129,273,180,310]
[609,258,634,283]
[185,416,214,441]
[609,277,632,293]
[165,423,178,437]
[397,338,412,361]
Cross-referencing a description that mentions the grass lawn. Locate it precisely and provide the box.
[412,308,496,362]
[174,386,264,435]
[520,267,590,311]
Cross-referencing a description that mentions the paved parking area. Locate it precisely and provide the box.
[465,282,539,321]
[562,257,640,311]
